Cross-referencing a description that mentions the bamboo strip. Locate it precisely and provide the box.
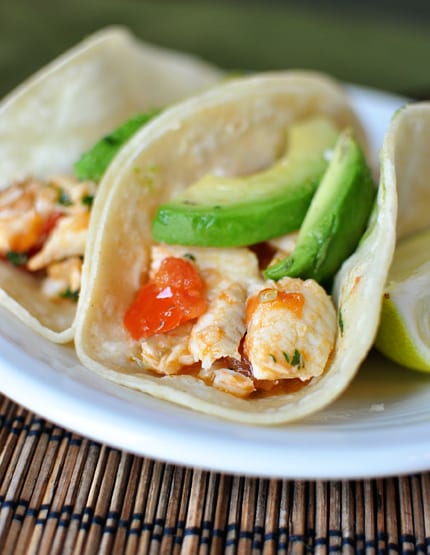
[277,480,292,555]
[172,467,193,554]
[290,480,306,555]
[210,473,232,554]
[328,481,341,554]
[236,476,256,555]
[123,458,154,555]
[341,481,355,554]
[225,475,244,555]
[98,451,134,555]
[253,479,268,555]
[305,480,315,553]
[410,474,426,554]
[148,463,174,555]
[314,481,327,555]
[136,461,166,555]
[181,469,208,554]
[263,480,280,555]
[374,479,386,554]
[353,480,365,554]
[159,465,185,555]
[420,473,430,552]
[384,478,399,555]
[398,476,416,553]
[199,471,219,554]
[363,480,376,555]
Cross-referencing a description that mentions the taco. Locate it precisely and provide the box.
[74,71,397,424]
[0,27,221,343]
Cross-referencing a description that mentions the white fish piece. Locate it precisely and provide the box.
[199,366,255,398]
[28,212,90,271]
[140,322,195,375]
[244,276,337,381]
[149,244,261,287]
[189,280,247,368]
[0,179,58,253]
[42,256,83,299]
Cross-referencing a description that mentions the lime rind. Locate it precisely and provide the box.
[375,228,430,372]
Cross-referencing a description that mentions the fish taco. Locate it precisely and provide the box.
[74,71,397,424]
[0,27,221,343]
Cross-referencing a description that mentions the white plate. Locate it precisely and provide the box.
[0,85,424,481]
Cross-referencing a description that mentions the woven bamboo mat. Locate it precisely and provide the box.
[0,395,429,554]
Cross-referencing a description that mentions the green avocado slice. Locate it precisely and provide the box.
[151,117,339,247]
[263,129,376,285]
[74,109,161,182]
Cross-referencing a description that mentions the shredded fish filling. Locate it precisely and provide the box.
[0,176,96,300]
[135,246,337,398]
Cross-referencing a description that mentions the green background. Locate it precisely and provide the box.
[0,0,429,100]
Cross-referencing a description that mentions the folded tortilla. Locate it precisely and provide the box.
[380,102,430,239]
[74,71,397,424]
[0,27,221,342]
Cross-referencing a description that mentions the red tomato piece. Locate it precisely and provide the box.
[124,257,207,340]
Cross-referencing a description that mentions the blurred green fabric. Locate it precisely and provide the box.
[0,0,429,99]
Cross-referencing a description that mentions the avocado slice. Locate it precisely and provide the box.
[152,117,339,247]
[263,129,376,285]
[74,109,161,182]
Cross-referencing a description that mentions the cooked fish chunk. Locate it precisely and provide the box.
[189,281,247,369]
[42,257,83,299]
[244,276,337,381]
[0,179,58,253]
[199,366,255,398]
[140,322,195,374]
[149,244,261,287]
[28,212,90,271]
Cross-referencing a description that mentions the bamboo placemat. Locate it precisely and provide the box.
[0,394,429,554]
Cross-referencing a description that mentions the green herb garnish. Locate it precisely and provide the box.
[6,251,28,266]
[58,189,73,206]
[183,253,196,262]
[291,349,304,368]
[82,194,94,207]
[59,287,79,302]
[339,309,344,335]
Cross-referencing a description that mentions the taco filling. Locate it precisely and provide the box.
[124,244,338,399]
[0,175,95,301]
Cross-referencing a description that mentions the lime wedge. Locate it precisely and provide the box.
[375,228,430,371]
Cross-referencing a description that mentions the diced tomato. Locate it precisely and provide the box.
[123,256,207,340]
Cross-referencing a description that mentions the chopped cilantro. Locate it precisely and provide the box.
[291,349,303,368]
[282,351,290,363]
[82,194,94,207]
[183,253,196,262]
[6,251,28,266]
[270,353,277,363]
[339,309,344,335]
[58,189,73,206]
[59,287,79,302]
